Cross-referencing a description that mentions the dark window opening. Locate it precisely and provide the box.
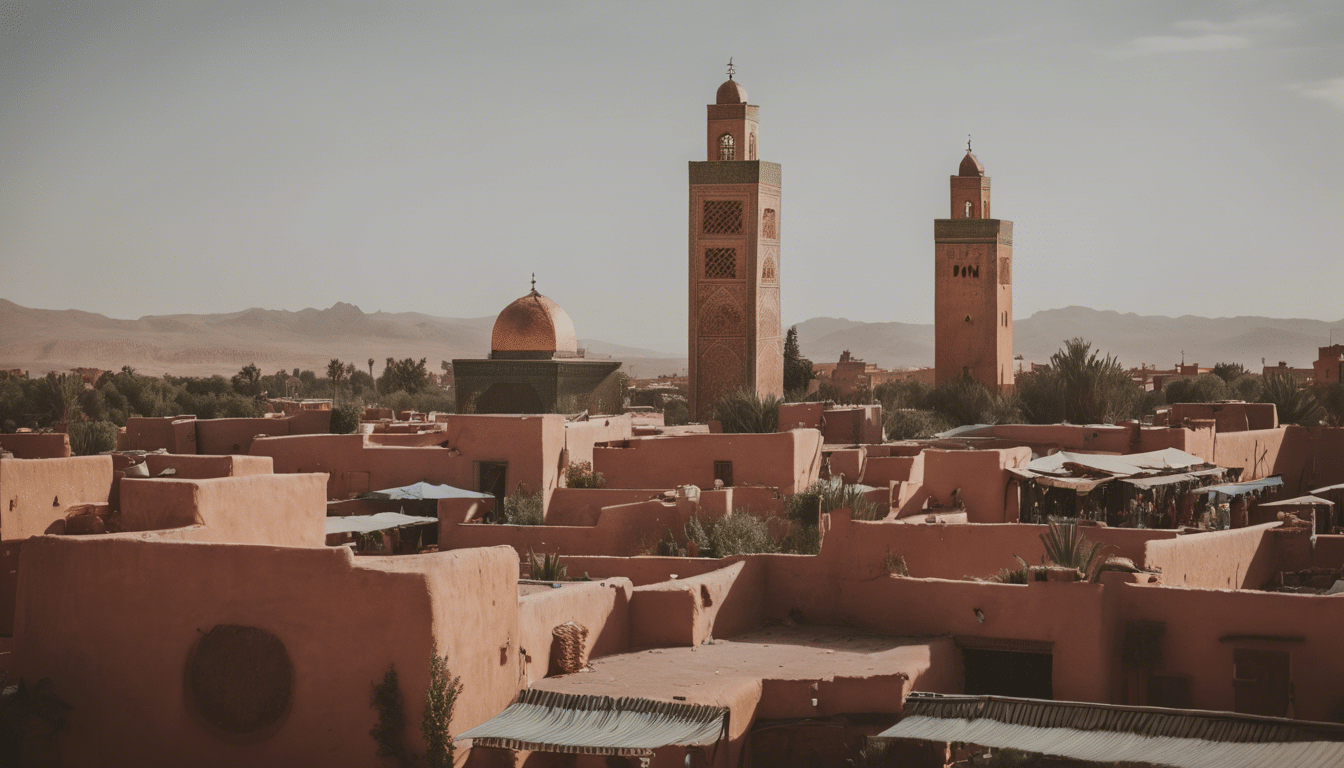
[713,460,734,487]
[479,461,508,519]
[1233,648,1290,717]
[963,649,1053,699]
[1147,675,1193,709]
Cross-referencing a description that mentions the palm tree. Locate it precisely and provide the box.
[367,358,375,378]
[1260,373,1323,426]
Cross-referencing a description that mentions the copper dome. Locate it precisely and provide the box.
[490,290,579,358]
[716,79,748,104]
[958,151,985,177]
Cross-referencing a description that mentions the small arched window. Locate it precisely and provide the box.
[718,133,736,161]
[964,201,973,218]
[749,133,757,160]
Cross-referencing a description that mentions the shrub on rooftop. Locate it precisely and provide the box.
[501,486,544,526]
[564,461,606,489]
[684,510,778,557]
[711,389,782,433]
[66,420,118,456]
[786,479,884,525]
[883,409,954,441]
[329,401,363,434]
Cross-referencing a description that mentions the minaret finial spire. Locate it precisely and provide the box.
[967,134,972,153]
[531,272,536,293]
[726,57,735,80]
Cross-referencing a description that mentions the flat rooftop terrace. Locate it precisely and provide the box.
[532,626,959,710]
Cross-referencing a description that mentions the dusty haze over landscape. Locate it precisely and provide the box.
[2,298,1338,379]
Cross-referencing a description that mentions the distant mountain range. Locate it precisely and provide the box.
[2,299,1339,381]
[794,307,1344,372]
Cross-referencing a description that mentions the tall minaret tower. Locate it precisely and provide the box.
[934,141,1014,390]
[688,62,783,421]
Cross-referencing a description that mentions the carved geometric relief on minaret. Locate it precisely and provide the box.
[697,284,746,337]
[760,245,778,284]
[698,339,745,410]
[756,338,783,395]
[702,200,744,234]
[757,286,780,339]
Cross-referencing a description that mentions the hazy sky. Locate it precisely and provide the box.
[2,1,1341,353]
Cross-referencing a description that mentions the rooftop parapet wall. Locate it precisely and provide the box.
[252,414,567,500]
[441,498,702,559]
[517,578,632,685]
[1143,523,1285,590]
[1170,402,1278,432]
[13,538,519,767]
[120,416,197,454]
[592,430,823,494]
[0,456,113,541]
[629,560,766,648]
[142,453,273,479]
[562,414,633,467]
[0,433,70,459]
[120,474,328,547]
[1212,426,1344,495]
[920,448,1031,523]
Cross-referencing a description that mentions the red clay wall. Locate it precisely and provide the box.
[119,474,328,547]
[1142,523,1282,590]
[143,454,274,479]
[778,402,824,431]
[1120,584,1344,720]
[195,417,294,455]
[0,433,70,459]
[920,448,1030,523]
[545,488,666,526]
[563,415,634,467]
[252,415,567,500]
[13,538,519,767]
[1170,403,1278,432]
[628,560,766,648]
[0,456,113,541]
[517,578,632,685]
[120,416,197,453]
[592,430,823,494]
[440,499,698,559]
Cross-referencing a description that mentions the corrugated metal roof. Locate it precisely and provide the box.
[876,694,1344,768]
[324,512,438,535]
[456,689,728,756]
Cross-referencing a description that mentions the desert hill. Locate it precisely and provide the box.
[2,299,1338,381]
[795,306,1343,372]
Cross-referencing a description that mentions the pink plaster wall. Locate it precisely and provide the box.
[863,454,924,487]
[1312,534,1344,568]
[1120,584,1344,720]
[778,403,824,431]
[252,415,567,500]
[1170,403,1278,432]
[143,454,274,479]
[120,416,198,454]
[517,579,632,684]
[119,474,327,547]
[13,538,521,767]
[545,488,667,526]
[0,456,113,541]
[592,430,823,494]
[562,415,634,467]
[629,560,766,647]
[441,499,698,559]
[1142,523,1282,590]
[0,433,70,459]
[920,448,1031,523]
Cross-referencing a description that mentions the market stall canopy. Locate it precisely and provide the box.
[361,482,495,501]
[1259,495,1335,508]
[875,693,1344,768]
[325,512,438,536]
[1008,448,1217,491]
[1200,476,1284,499]
[456,690,728,757]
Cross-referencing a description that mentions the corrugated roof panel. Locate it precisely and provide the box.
[456,689,728,757]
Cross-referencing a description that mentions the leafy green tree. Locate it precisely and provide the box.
[1163,373,1229,404]
[378,358,430,395]
[232,363,262,396]
[1211,362,1247,383]
[783,325,815,396]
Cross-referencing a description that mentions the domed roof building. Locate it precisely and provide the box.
[453,278,624,415]
[490,288,579,360]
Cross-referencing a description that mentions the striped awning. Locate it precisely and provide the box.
[457,689,728,757]
[876,694,1344,768]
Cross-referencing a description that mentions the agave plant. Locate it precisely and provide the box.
[1039,520,1111,581]
[527,548,567,582]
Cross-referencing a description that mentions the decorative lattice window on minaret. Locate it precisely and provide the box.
[718,133,735,161]
[704,248,737,279]
[702,200,743,234]
[761,209,778,239]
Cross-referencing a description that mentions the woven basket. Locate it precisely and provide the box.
[550,621,590,674]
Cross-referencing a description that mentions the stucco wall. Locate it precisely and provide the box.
[143,454,274,479]
[120,416,198,453]
[1121,584,1344,720]
[252,415,566,500]
[120,474,328,547]
[1143,523,1281,590]
[562,415,633,467]
[0,433,70,459]
[628,559,766,647]
[0,456,113,541]
[592,430,823,494]
[920,448,1031,523]
[517,579,632,684]
[441,499,698,559]
[13,538,519,767]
